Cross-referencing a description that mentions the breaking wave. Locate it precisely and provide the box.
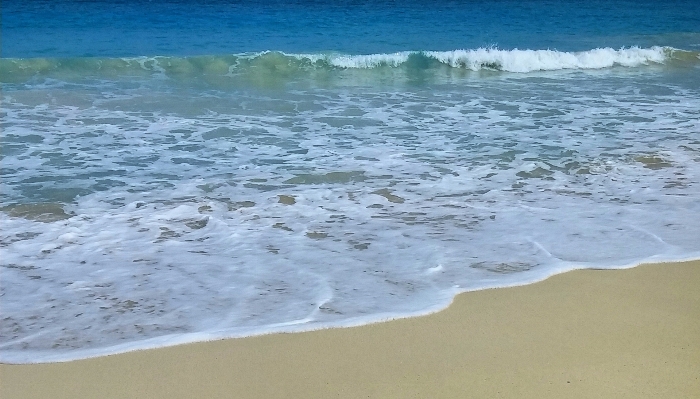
[300,46,679,71]
[1,46,697,84]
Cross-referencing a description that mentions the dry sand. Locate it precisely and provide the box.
[2,260,699,398]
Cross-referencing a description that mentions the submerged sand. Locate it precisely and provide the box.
[2,260,699,398]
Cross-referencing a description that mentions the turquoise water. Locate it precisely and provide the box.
[1,0,700,363]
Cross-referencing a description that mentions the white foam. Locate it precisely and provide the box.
[425,46,668,72]
[289,46,669,72]
[2,64,700,363]
[322,52,412,68]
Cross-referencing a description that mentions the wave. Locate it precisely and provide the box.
[1,46,697,83]
[299,46,679,72]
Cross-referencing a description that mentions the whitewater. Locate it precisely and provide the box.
[296,46,673,71]
[3,43,700,363]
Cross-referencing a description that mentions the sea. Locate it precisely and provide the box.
[1,0,699,363]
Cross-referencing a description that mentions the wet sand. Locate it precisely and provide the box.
[2,260,699,398]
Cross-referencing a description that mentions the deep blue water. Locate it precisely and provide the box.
[3,0,700,58]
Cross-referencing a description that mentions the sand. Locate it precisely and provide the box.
[2,260,699,398]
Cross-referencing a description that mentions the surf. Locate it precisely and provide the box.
[1,46,696,85]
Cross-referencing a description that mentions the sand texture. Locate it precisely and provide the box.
[2,260,699,398]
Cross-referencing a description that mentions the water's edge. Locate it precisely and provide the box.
[3,253,699,365]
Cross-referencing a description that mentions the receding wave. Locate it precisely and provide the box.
[1,46,697,83]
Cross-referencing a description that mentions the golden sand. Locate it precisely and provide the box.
[2,260,699,398]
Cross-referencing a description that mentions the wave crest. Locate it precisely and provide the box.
[424,46,669,72]
[292,46,673,72]
[1,46,694,84]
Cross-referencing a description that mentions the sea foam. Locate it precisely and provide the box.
[424,46,669,72]
[2,44,699,364]
[292,46,671,71]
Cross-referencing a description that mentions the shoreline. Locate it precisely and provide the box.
[3,256,699,365]
[2,260,699,398]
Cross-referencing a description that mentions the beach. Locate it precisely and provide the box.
[3,1,700,394]
[3,260,698,398]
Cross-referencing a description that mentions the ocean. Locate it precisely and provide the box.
[1,0,699,363]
